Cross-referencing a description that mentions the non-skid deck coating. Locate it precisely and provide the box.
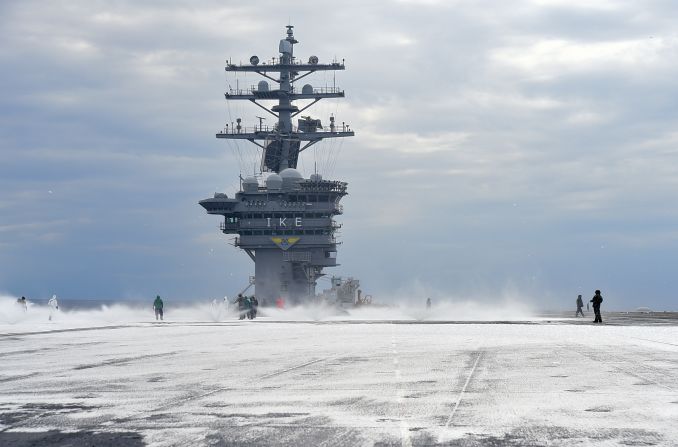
[1,315,677,446]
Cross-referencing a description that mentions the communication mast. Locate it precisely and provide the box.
[218,25,354,173]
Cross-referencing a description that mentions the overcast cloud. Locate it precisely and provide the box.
[1,0,677,309]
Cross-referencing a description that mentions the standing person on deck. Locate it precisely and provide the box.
[235,294,246,320]
[48,295,59,321]
[426,298,432,310]
[244,295,252,319]
[250,296,259,319]
[153,295,164,321]
[17,296,28,312]
[575,295,584,317]
[590,290,603,323]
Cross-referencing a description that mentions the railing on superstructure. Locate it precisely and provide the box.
[232,235,340,246]
[217,124,353,137]
[299,180,347,193]
[220,222,238,231]
[225,60,345,71]
[283,251,312,262]
[226,86,344,100]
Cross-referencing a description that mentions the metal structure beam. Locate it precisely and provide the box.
[225,92,345,100]
[225,63,345,73]
[216,131,354,141]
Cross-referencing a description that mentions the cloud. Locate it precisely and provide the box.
[491,37,677,80]
[362,131,471,154]
[528,0,625,11]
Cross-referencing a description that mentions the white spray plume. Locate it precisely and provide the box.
[1,290,535,332]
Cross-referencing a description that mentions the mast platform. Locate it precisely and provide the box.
[216,129,354,141]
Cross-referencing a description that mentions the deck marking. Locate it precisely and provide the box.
[258,356,333,379]
[443,352,482,430]
[391,322,412,447]
[630,337,678,348]
[571,347,675,392]
[151,355,336,412]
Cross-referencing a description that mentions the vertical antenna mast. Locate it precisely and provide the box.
[217,26,355,173]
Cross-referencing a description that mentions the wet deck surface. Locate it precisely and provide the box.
[1,314,677,446]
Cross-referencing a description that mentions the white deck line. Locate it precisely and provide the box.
[441,351,482,434]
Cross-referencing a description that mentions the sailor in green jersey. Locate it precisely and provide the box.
[153,295,164,321]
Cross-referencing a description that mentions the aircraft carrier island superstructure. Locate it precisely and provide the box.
[200,26,355,305]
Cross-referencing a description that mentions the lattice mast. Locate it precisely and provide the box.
[218,25,354,173]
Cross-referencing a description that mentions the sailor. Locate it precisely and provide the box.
[575,295,584,317]
[426,297,432,309]
[235,294,246,320]
[17,296,27,312]
[276,297,285,309]
[153,295,164,321]
[48,294,59,321]
[590,290,603,323]
[244,296,253,319]
[250,296,259,319]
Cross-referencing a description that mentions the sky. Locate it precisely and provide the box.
[1,0,677,310]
